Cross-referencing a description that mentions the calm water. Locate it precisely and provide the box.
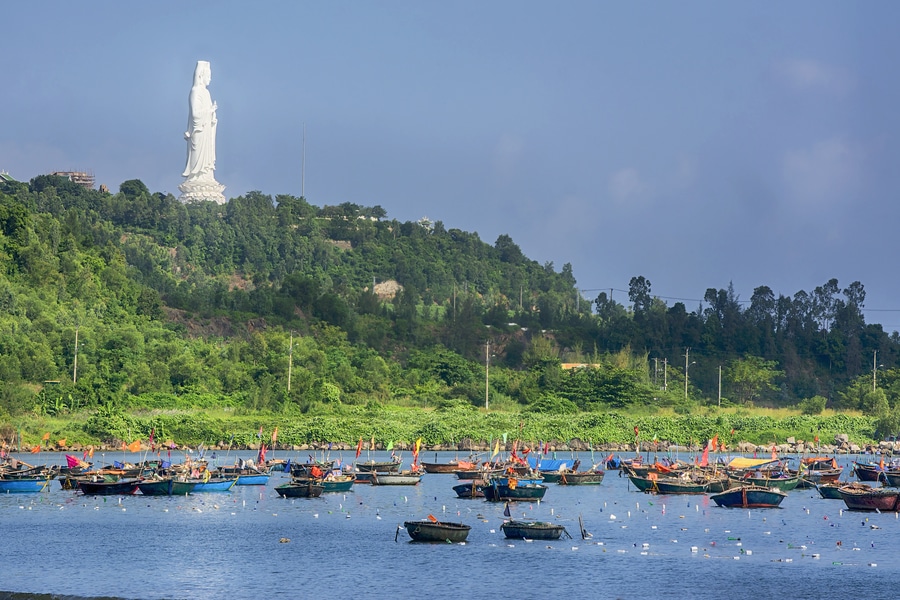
[1,451,899,600]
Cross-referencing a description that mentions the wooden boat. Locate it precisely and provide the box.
[558,471,605,485]
[77,479,141,495]
[482,481,547,502]
[838,484,900,511]
[421,458,476,474]
[403,520,471,543]
[371,472,422,486]
[452,482,484,498]
[726,470,800,491]
[500,520,569,540]
[455,468,503,481]
[291,474,355,492]
[710,485,787,508]
[879,471,900,488]
[355,460,401,473]
[817,481,868,500]
[0,477,51,493]
[653,477,708,495]
[796,457,842,488]
[353,472,376,484]
[852,462,886,482]
[275,481,325,498]
[137,478,198,496]
[191,477,238,492]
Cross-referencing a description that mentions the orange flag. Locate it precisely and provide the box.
[42,432,50,441]
[127,440,141,453]
[355,437,363,459]
[271,427,278,443]
[88,446,94,459]
[57,438,67,447]
[427,514,438,523]
[771,445,777,460]
[30,445,40,453]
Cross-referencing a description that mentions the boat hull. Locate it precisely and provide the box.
[137,479,198,496]
[77,479,141,495]
[0,477,51,493]
[371,473,422,485]
[482,483,547,502]
[191,478,238,492]
[274,482,325,498]
[838,486,900,511]
[711,485,787,508]
[452,482,484,498]
[558,472,605,485]
[500,521,567,540]
[404,520,470,543]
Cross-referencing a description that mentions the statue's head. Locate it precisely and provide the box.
[193,60,211,86]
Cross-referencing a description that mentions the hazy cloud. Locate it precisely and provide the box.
[492,134,525,183]
[782,138,862,209]
[775,58,853,94]
[608,167,650,206]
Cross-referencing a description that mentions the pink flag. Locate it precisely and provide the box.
[65,454,80,468]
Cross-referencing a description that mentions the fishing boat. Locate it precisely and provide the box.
[795,457,842,488]
[817,481,867,500]
[452,482,484,498]
[421,456,476,474]
[852,462,886,482]
[355,460,402,473]
[838,484,900,511]
[0,477,51,493]
[879,470,900,487]
[274,481,325,498]
[191,477,238,492]
[482,481,547,502]
[403,519,471,542]
[500,520,569,540]
[726,470,800,491]
[557,471,605,485]
[291,474,355,492]
[371,472,422,486]
[653,477,708,495]
[137,478,198,496]
[710,485,787,508]
[77,479,141,495]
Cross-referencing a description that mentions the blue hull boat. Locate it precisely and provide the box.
[234,473,270,486]
[192,477,238,492]
[0,477,51,493]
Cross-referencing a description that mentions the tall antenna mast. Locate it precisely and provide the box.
[301,123,306,198]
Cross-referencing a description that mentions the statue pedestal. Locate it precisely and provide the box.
[178,178,226,204]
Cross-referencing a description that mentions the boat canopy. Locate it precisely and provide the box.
[528,457,574,471]
[726,457,780,470]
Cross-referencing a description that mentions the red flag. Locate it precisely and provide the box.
[698,445,709,467]
[258,443,267,464]
[730,428,735,436]
[355,438,363,459]
[30,445,40,454]
[634,426,639,437]
[711,434,718,453]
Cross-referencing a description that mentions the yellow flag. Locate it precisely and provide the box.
[127,440,141,453]
[491,439,500,458]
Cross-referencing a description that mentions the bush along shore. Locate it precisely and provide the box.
[4,408,887,457]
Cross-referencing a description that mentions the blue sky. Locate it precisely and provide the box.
[3,3,900,329]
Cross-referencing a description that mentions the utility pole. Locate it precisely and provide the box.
[718,365,722,407]
[73,326,79,384]
[684,348,691,401]
[874,350,878,392]
[485,341,490,411]
[287,331,294,393]
[663,358,668,391]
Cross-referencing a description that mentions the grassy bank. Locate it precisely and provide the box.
[2,404,877,451]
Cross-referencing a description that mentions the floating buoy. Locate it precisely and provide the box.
[279,538,290,543]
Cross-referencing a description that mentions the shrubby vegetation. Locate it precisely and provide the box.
[1,174,898,445]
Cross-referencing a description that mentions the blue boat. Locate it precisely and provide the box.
[234,473,271,486]
[192,477,238,492]
[0,477,51,493]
